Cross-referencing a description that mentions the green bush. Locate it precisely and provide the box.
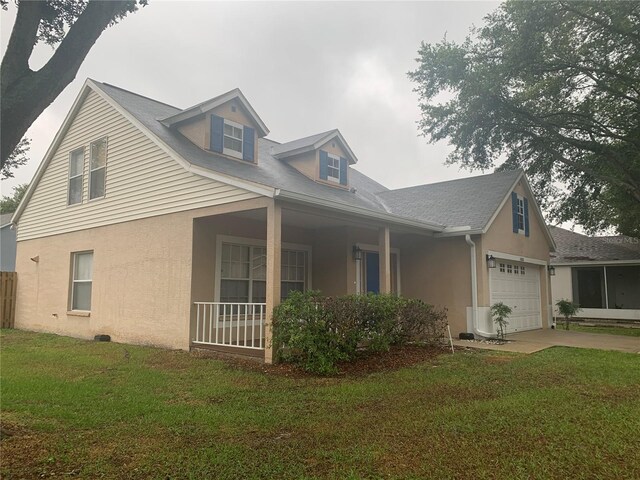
[271,291,447,374]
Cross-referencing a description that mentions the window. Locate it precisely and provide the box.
[507,264,513,274]
[572,265,640,310]
[220,243,307,303]
[499,263,505,273]
[281,250,306,298]
[89,138,107,200]
[326,153,341,183]
[68,148,84,205]
[223,119,243,158]
[520,266,526,275]
[71,252,93,311]
[517,198,525,232]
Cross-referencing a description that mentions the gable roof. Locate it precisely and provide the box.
[549,226,640,264]
[378,170,522,231]
[13,79,553,242]
[159,88,269,137]
[271,129,358,164]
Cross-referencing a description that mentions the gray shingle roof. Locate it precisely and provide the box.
[92,81,530,233]
[95,82,389,214]
[549,226,640,263]
[377,170,522,230]
[270,130,336,157]
[0,213,14,228]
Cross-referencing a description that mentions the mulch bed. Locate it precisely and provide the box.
[196,344,450,378]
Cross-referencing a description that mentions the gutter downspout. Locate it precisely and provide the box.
[465,234,494,338]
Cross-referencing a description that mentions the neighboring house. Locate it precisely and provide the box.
[1,213,17,271]
[550,226,640,321]
[11,79,555,362]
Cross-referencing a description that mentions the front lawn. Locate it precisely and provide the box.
[1,329,639,479]
[565,323,640,337]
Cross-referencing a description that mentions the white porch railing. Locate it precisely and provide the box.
[193,302,267,350]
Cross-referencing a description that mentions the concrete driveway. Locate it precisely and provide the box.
[453,328,640,354]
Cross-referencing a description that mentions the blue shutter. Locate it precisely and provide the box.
[242,126,255,162]
[210,115,224,153]
[339,157,348,185]
[511,192,519,233]
[524,197,530,237]
[319,150,328,180]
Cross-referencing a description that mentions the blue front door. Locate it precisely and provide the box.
[365,252,380,294]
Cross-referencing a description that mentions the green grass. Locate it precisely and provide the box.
[2,329,640,479]
[566,324,640,337]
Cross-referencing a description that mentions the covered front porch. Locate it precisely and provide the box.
[189,199,438,362]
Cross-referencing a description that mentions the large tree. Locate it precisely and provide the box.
[1,0,147,170]
[409,0,640,236]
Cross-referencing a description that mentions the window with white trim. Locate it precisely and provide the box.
[507,264,513,274]
[517,197,525,232]
[89,138,107,200]
[326,153,341,183]
[68,148,84,205]
[499,263,505,273]
[220,243,307,303]
[71,251,93,311]
[223,119,243,159]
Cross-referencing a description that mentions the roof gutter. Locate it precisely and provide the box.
[274,189,446,232]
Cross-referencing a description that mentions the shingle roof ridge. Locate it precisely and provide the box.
[380,169,522,196]
[275,129,337,147]
[96,81,182,111]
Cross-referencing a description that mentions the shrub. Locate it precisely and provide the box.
[271,291,447,374]
[490,302,512,341]
[556,299,582,330]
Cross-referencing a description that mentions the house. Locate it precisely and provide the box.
[10,79,555,362]
[1,213,17,271]
[550,226,640,321]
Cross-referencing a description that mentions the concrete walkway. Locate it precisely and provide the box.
[453,328,640,354]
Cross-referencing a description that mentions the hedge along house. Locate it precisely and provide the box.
[549,226,640,322]
[11,80,555,362]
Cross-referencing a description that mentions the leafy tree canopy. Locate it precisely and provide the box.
[1,0,147,173]
[409,0,640,236]
[1,137,30,179]
[0,183,28,214]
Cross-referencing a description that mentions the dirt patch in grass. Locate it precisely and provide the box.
[197,344,449,378]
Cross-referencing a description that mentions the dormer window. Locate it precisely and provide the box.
[326,153,341,183]
[210,114,255,162]
[223,119,243,159]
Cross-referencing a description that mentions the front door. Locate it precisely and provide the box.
[364,252,380,293]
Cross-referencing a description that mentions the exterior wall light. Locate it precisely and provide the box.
[486,254,496,269]
[548,265,556,276]
[352,245,363,261]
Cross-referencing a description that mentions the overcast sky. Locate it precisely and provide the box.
[1,1,500,196]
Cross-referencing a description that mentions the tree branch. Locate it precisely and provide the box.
[0,0,45,93]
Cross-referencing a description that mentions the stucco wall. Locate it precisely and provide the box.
[15,210,194,349]
[398,234,472,335]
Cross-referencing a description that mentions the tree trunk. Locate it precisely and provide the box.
[0,1,135,166]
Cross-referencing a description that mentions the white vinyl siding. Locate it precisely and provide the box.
[17,90,261,241]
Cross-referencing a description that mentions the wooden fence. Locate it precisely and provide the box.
[1,272,17,329]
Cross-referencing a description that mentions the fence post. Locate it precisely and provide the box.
[1,272,18,329]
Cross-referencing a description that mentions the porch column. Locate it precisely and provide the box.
[379,226,391,294]
[264,201,282,364]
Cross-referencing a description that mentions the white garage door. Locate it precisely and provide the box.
[490,261,542,333]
